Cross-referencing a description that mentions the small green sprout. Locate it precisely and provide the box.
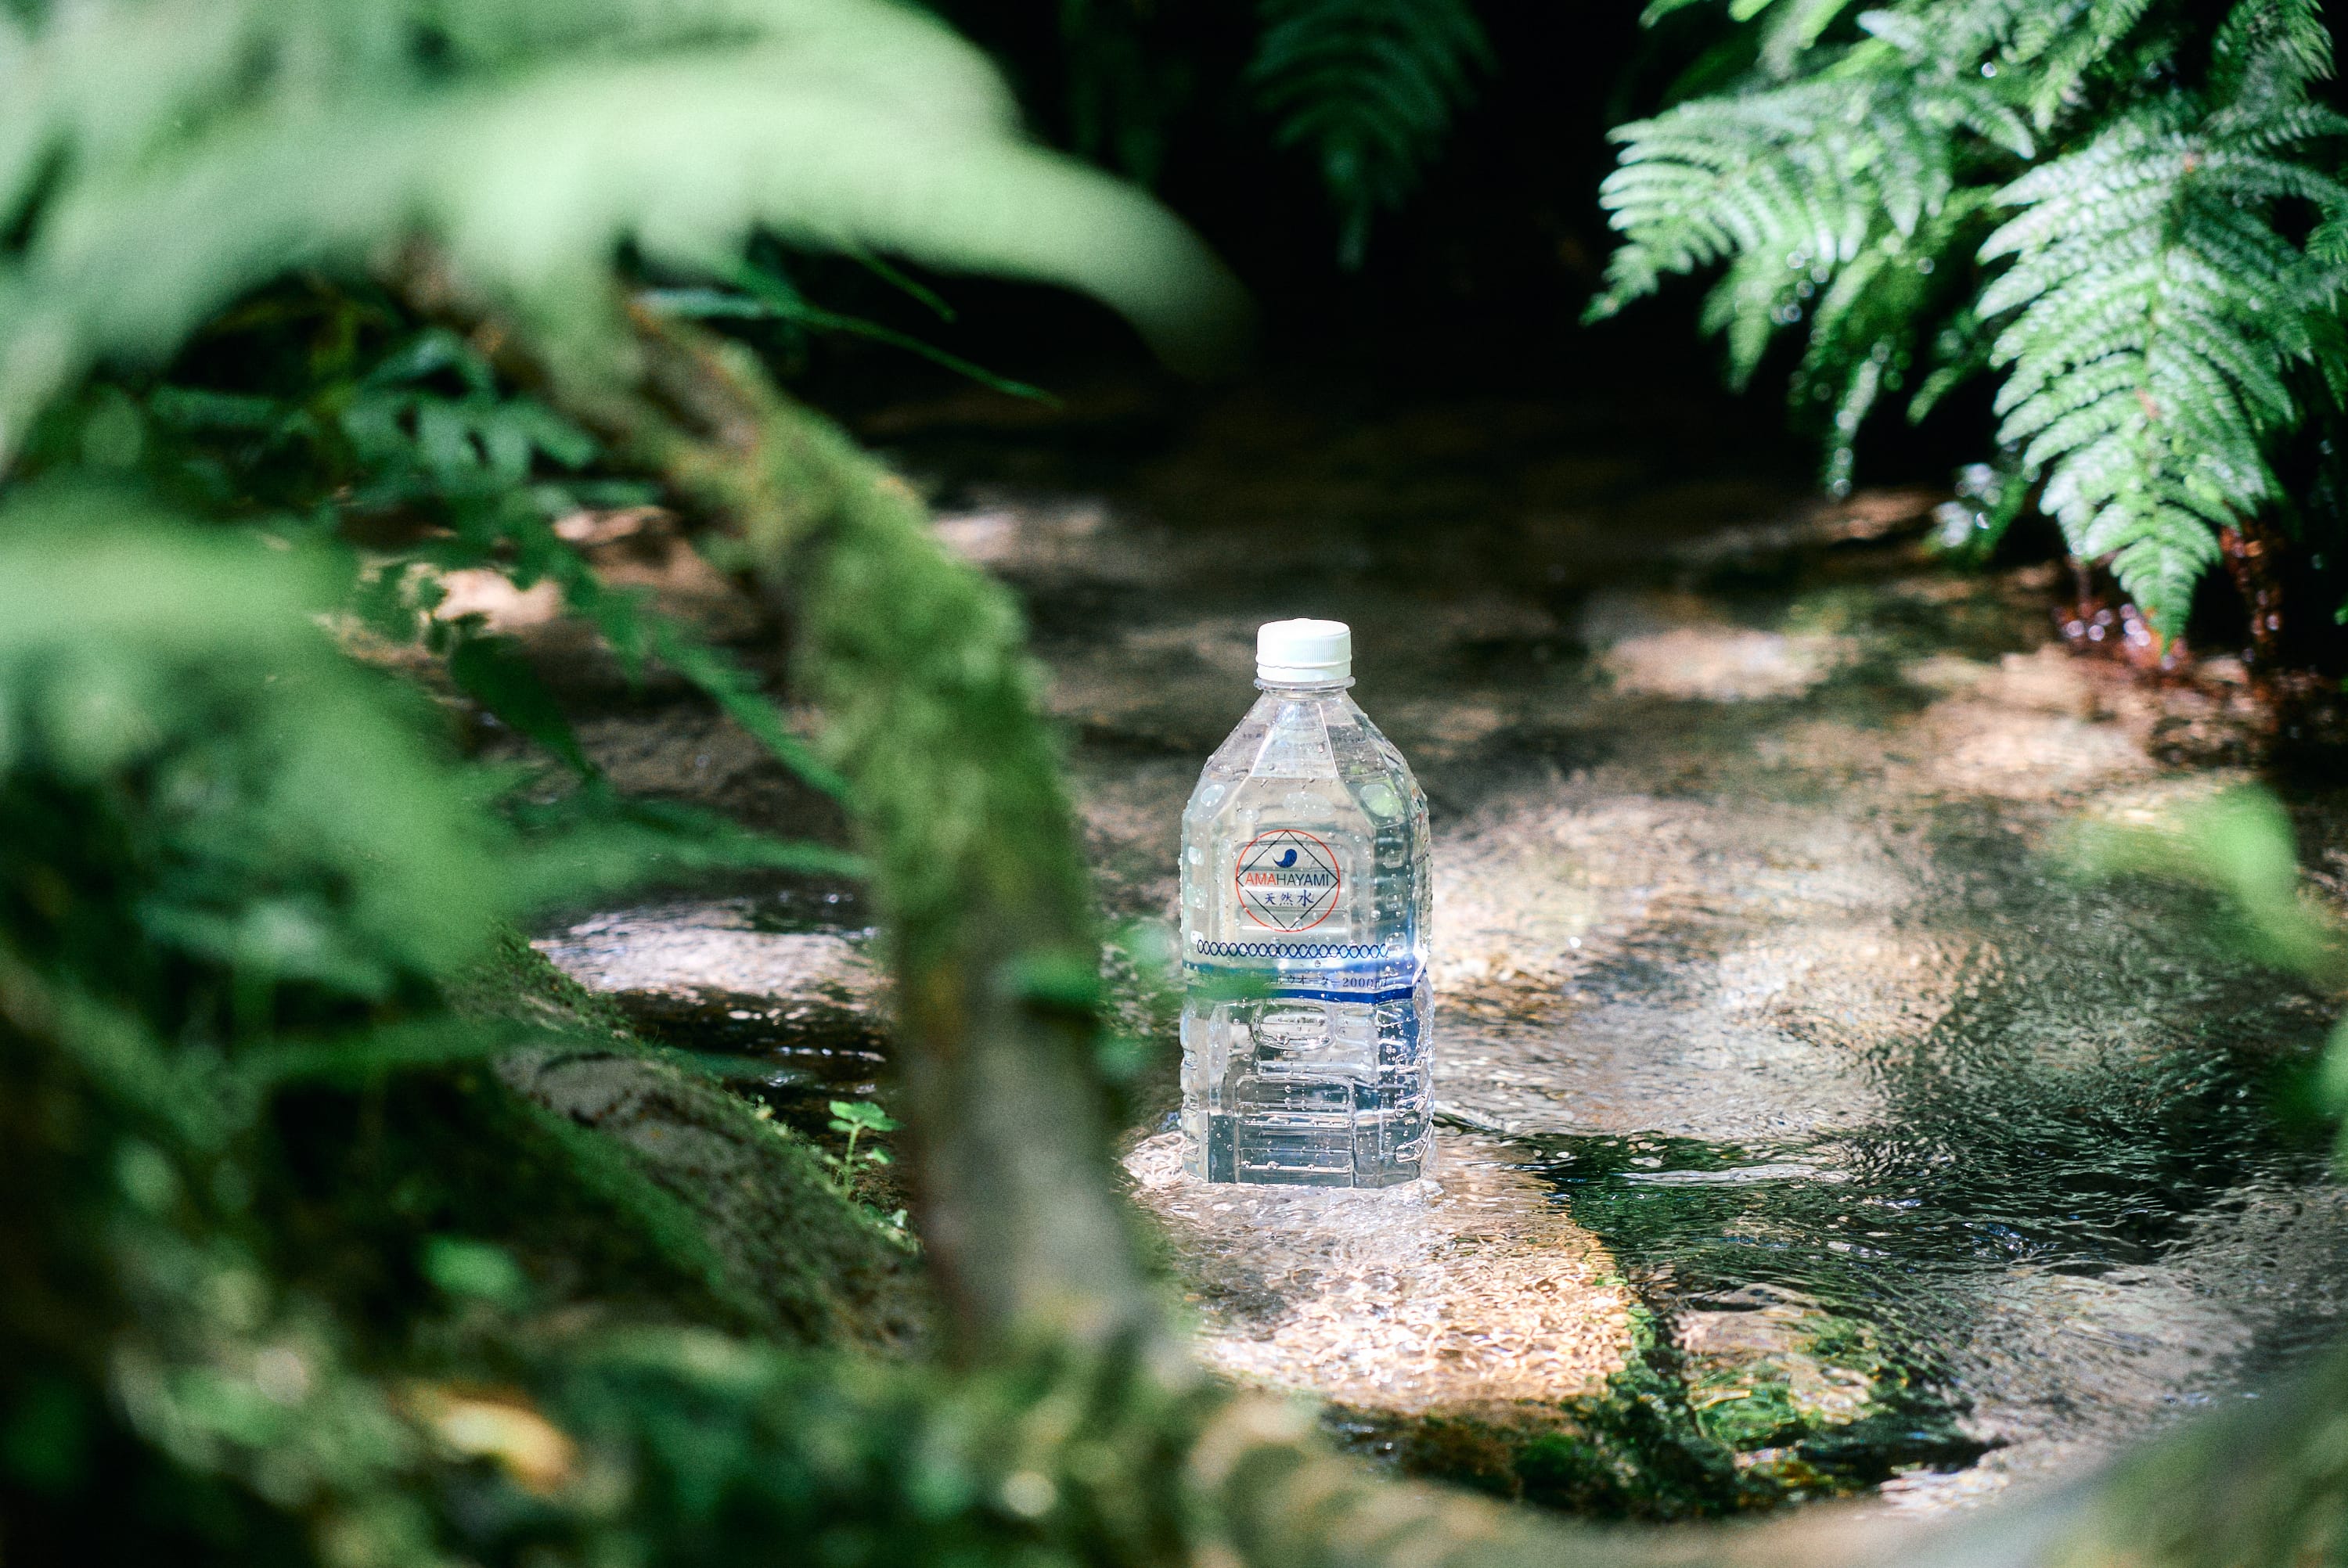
[823,1099,901,1192]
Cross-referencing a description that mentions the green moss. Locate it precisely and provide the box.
[450,930,929,1352]
[1330,1295,1979,1519]
[445,927,642,1041]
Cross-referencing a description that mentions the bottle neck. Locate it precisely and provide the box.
[1256,677,1354,696]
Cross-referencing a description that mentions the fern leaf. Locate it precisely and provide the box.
[1759,0,1867,76]
[1245,0,1492,268]
[2210,0,2334,114]
[0,0,1251,461]
[1595,70,2025,313]
[2013,0,2155,130]
[1608,0,2348,630]
[1982,79,2348,634]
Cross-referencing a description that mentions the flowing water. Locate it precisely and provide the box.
[533,377,2348,1518]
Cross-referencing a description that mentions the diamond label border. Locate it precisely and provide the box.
[1234,828,1342,932]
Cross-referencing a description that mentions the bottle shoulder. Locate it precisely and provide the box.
[1183,689,1422,836]
[1340,697,1424,797]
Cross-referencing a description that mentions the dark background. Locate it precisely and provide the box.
[769,1,2348,685]
[782,1,2011,516]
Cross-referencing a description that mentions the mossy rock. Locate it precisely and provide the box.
[1323,1299,1984,1519]
[456,931,928,1351]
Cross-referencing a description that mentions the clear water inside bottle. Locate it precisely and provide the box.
[1179,678,1431,1185]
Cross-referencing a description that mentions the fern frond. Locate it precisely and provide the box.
[1981,84,2348,632]
[1594,67,2023,311]
[2021,1,2154,128]
[1595,68,2011,484]
[1597,81,1875,311]
[1604,0,2348,634]
[1858,0,2154,131]
[2210,0,2333,116]
[1755,0,1869,77]
[1244,0,1492,268]
[0,0,1251,462]
[1793,188,1994,486]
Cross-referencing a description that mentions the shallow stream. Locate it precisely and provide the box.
[537,379,2348,1517]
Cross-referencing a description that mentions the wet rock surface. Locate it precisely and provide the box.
[535,377,2348,1518]
[535,893,888,1122]
[1126,1131,1633,1410]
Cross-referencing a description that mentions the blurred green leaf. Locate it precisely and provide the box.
[999,948,1103,1012]
[448,634,596,778]
[0,0,1251,458]
[2070,787,2346,985]
[826,1101,899,1134]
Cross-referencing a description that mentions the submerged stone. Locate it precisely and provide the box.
[1125,1130,1632,1408]
[535,899,889,1126]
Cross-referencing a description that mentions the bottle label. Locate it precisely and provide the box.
[1187,940,1421,1005]
[1233,829,1342,931]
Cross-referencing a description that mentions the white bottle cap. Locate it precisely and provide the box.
[1256,618,1352,684]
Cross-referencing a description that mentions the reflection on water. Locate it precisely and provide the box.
[1502,802,2348,1506]
[1428,784,2348,1502]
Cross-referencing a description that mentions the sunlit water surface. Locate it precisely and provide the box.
[539,387,2348,1514]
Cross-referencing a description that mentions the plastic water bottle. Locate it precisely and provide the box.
[1179,619,1432,1186]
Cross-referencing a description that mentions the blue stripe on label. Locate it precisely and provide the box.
[1266,984,1421,1005]
[1185,957,1411,975]
[1190,940,1395,962]
[1185,957,1423,1007]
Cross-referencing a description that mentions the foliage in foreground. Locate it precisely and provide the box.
[0,0,1250,855]
[0,0,1249,461]
[0,2,1242,1562]
[1596,0,2348,639]
[0,504,902,1564]
[2076,785,2348,1084]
